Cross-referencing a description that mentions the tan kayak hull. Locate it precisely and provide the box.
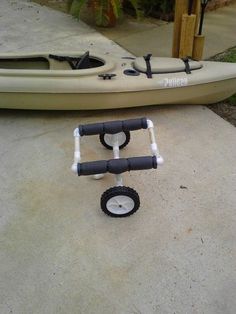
[0,52,236,110]
[0,78,235,110]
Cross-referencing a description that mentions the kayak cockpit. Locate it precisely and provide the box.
[0,51,106,71]
[0,57,50,70]
[48,51,105,70]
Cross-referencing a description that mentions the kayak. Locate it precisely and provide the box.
[0,51,236,110]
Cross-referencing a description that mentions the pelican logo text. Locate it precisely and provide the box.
[163,78,188,87]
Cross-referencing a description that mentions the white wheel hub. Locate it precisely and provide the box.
[104,132,127,147]
[106,195,135,215]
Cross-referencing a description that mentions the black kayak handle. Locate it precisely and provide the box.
[77,156,157,176]
[79,117,148,136]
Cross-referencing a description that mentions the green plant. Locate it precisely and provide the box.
[123,0,174,20]
[133,0,174,15]
[68,0,140,27]
[229,94,236,106]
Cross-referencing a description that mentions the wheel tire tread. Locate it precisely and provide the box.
[101,186,140,217]
[99,131,130,150]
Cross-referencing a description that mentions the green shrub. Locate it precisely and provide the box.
[140,0,173,15]
[68,0,141,26]
[123,0,174,20]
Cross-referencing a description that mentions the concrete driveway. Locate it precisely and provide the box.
[0,1,236,313]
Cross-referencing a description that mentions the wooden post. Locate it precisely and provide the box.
[179,13,196,58]
[172,0,189,58]
[192,34,205,60]
[172,0,204,59]
[193,0,201,33]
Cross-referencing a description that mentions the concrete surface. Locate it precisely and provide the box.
[1,106,236,314]
[98,3,236,58]
[0,0,132,57]
[0,1,236,314]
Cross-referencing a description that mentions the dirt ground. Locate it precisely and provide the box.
[207,48,236,126]
[31,0,236,126]
[208,101,236,126]
[32,0,68,12]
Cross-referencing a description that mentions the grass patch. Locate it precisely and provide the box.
[209,46,236,63]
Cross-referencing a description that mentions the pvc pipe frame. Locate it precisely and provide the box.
[71,119,164,184]
[147,119,164,165]
[112,134,123,186]
[71,128,81,173]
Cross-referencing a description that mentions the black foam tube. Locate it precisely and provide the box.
[79,117,148,136]
[77,156,157,176]
[77,160,107,176]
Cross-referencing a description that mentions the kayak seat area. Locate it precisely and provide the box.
[133,57,203,74]
[48,51,105,70]
[49,58,72,70]
[0,53,95,71]
[0,57,50,70]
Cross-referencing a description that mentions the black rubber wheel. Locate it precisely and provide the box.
[99,131,130,150]
[101,186,140,217]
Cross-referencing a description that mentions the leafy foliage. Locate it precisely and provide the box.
[68,0,140,26]
[123,0,174,19]
[68,0,174,25]
[68,0,87,16]
[141,0,174,16]
[128,0,143,18]
[110,0,123,18]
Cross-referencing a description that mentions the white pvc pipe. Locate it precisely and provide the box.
[115,174,123,186]
[71,128,81,174]
[112,134,123,186]
[147,119,164,165]
[71,119,163,178]
[113,134,120,160]
[147,119,154,129]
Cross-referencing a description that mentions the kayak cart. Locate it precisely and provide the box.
[71,117,163,217]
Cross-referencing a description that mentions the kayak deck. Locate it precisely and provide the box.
[0,51,236,110]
